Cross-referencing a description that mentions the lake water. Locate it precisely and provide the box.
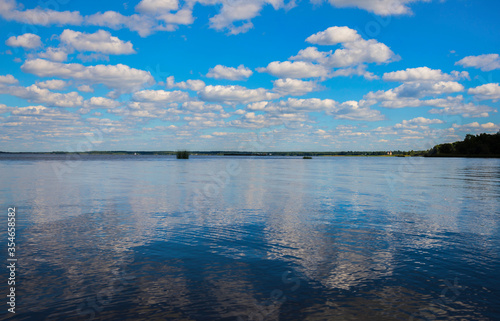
[0,154,499,320]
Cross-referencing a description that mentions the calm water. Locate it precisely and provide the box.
[0,154,499,320]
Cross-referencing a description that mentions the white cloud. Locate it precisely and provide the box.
[425,96,495,118]
[203,0,276,35]
[246,97,382,121]
[159,8,194,26]
[85,11,159,38]
[11,105,63,116]
[166,76,205,91]
[77,85,94,93]
[306,26,360,45]
[452,122,499,132]
[0,103,11,113]
[38,47,68,62]
[206,64,253,80]
[290,46,329,62]
[272,78,321,96]
[456,54,500,72]
[0,74,18,85]
[0,84,83,107]
[21,59,155,91]
[181,101,211,112]
[76,53,110,62]
[322,38,396,68]
[383,67,467,82]
[394,117,444,129]
[133,89,189,102]
[0,0,83,25]
[335,100,384,121]
[247,98,337,113]
[136,0,179,14]
[212,131,228,136]
[5,33,41,49]
[229,111,308,129]
[261,26,397,79]
[36,79,67,90]
[303,26,397,68]
[321,0,431,16]
[208,1,261,32]
[366,81,464,106]
[83,97,121,108]
[257,61,329,79]
[468,83,500,101]
[60,29,136,55]
[365,85,494,118]
[199,85,280,104]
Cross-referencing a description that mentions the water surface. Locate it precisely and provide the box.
[0,154,499,320]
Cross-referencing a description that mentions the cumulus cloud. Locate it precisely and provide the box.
[0,84,83,107]
[133,89,189,102]
[166,76,206,91]
[303,26,397,67]
[383,67,468,82]
[21,59,155,91]
[77,85,94,93]
[83,97,121,108]
[0,0,432,40]
[366,81,464,104]
[158,8,194,26]
[306,26,360,45]
[456,54,500,72]
[232,97,382,128]
[35,79,67,90]
[203,0,292,35]
[257,61,329,79]
[364,84,494,118]
[0,103,11,114]
[0,0,189,37]
[425,96,495,118]
[452,122,499,132]
[260,26,397,79]
[247,97,382,121]
[468,83,500,101]
[60,29,136,55]
[206,64,253,80]
[272,78,321,96]
[181,101,220,113]
[85,11,160,38]
[199,85,280,104]
[5,33,41,49]
[335,100,384,121]
[229,111,308,129]
[0,0,83,25]
[247,98,337,113]
[320,0,431,16]
[0,74,18,85]
[136,0,179,14]
[394,117,444,129]
[38,47,68,62]
[10,105,72,116]
[290,46,328,62]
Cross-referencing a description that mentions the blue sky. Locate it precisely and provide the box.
[0,0,499,152]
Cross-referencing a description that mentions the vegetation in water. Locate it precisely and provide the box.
[176,150,190,159]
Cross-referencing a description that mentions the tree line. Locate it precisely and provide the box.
[426,132,500,157]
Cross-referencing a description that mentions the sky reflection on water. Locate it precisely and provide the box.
[0,155,499,320]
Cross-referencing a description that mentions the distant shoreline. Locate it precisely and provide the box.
[0,151,422,157]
